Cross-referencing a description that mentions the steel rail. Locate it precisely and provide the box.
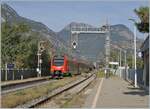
[16,72,96,108]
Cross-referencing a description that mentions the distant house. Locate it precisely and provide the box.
[141,36,149,87]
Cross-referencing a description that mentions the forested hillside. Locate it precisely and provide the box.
[1,22,51,68]
[1,3,69,69]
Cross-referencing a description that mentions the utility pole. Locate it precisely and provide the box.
[124,50,127,80]
[37,52,41,77]
[134,25,137,87]
[37,42,41,77]
[5,63,7,81]
[129,18,137,87]
[124,50,127,67]
[120,49,122,67]
[105,22,110,73]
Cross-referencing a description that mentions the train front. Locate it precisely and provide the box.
[50,55,68,78]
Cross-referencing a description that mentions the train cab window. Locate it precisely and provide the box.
[53,59,64,66]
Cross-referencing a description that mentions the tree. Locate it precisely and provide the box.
[1,22,30,67]
[2,21,53,69]
[134,6,149,33]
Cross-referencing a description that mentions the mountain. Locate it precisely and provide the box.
[1,3,54,34]
[57,22,93,46]
[58,22,143,61]
[1,3,68,52]
[1,3,66,48]
[1,3,143,63]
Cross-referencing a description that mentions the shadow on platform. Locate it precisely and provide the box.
[123,87,149,96]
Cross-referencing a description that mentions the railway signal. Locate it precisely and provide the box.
[70,21,110,74]
[72,41,77,49]
[37,41,47,77]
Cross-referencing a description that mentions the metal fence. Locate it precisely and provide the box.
[1,68,50,81]
[115,68,144,86]
[128,69,144,85]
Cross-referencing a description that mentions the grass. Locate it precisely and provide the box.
[1,77,78,108]
[60,76,97,108]
[60,92,85,108]
[97,70,105,78]
[96,70,115,78]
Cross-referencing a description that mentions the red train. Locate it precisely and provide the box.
[50,55,93,78]
[51,55,70,77]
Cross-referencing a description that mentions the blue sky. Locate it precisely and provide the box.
[2,0,149,39]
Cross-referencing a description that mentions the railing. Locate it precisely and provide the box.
[1,68,50,81]
[115,68,144,86]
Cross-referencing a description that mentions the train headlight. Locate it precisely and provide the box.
[51,68,54,72]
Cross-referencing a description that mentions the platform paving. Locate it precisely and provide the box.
[84,76,149,108]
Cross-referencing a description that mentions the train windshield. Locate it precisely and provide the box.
[53,59,64,66]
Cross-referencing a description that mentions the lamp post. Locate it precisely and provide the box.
[129,18,137,87]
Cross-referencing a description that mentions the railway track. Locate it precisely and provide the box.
[16,72,96,108]
[1,77,54,95]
